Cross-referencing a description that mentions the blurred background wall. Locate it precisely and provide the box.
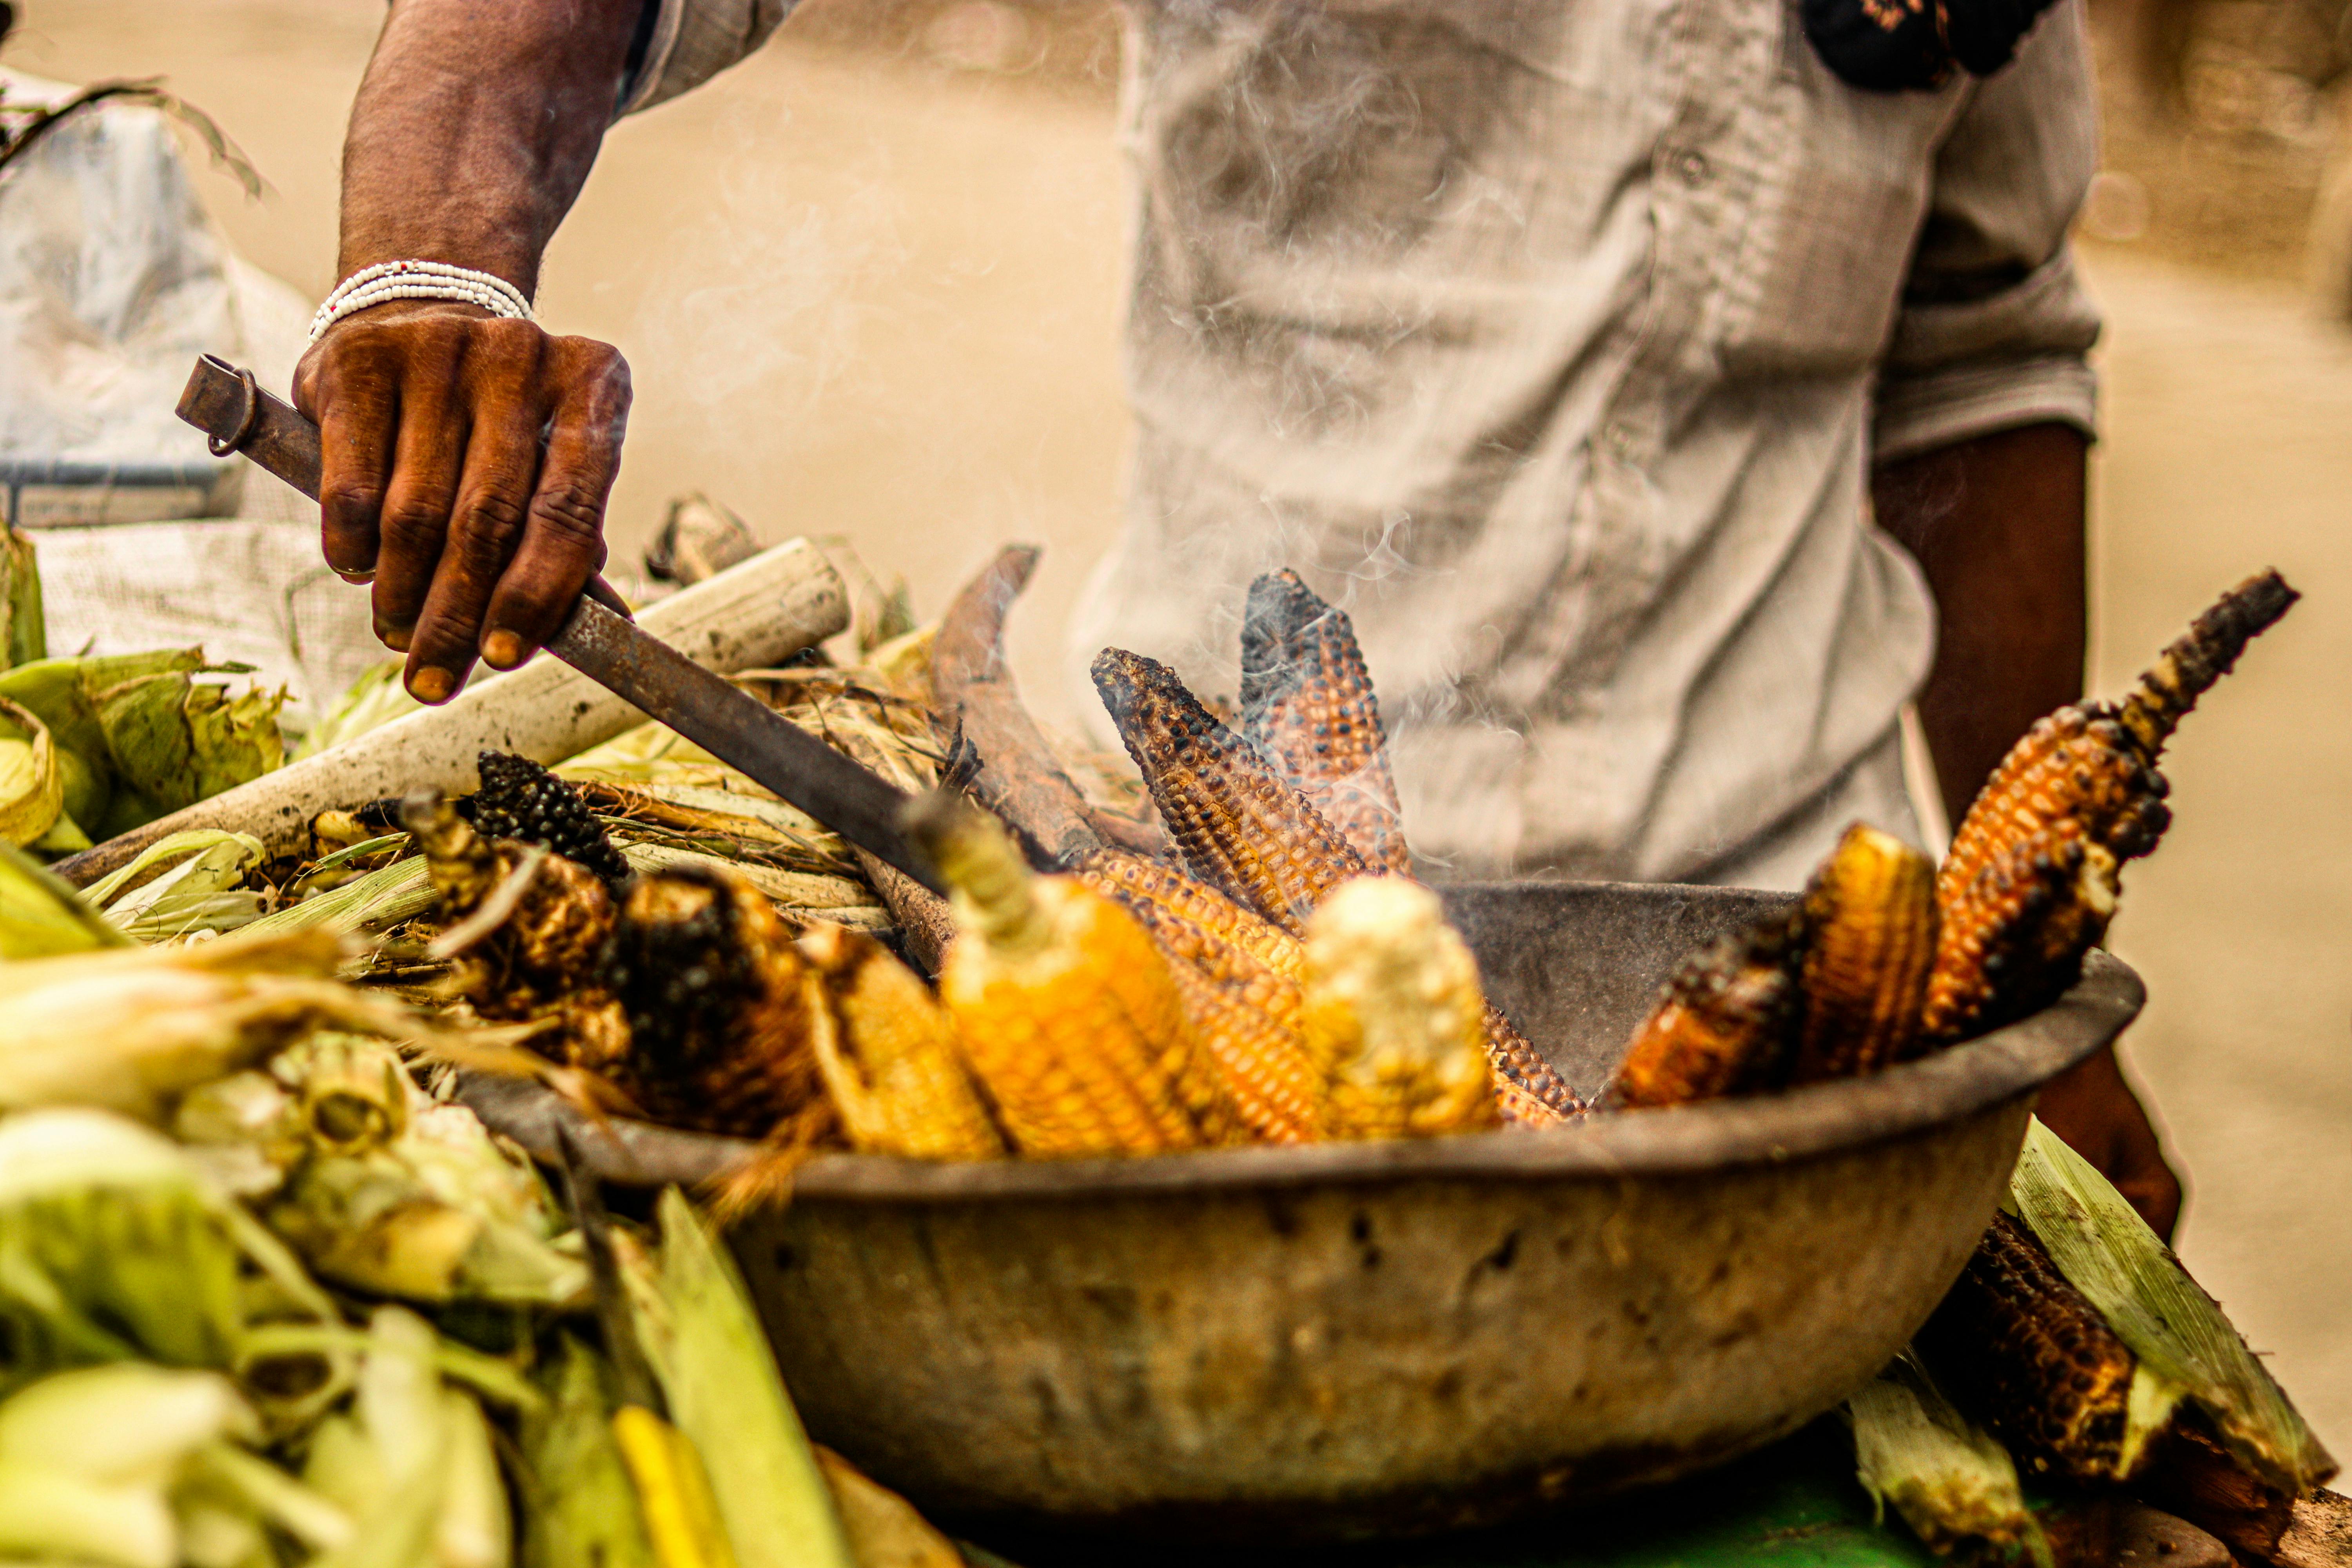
[6,0,2348,1456]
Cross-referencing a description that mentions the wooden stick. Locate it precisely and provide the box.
[53,539,848,884]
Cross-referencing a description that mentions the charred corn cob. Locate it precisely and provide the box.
[1238,570,1413,877]
[1610,907,1806,1109]
[597,862,837,1143]
[1925,571,2296,1044]
[1916,1212,2171,1483]
[465,750,632,885]
[1077,850,1325,1144]
[1092,648,1367,935]
[1791,822,1938,1082]
[1481,1004,1588,1125]
[1303,877,1501,1140]
[798,920,1004,1161]
[910,797,1235,1156]
[405,792,617,1022]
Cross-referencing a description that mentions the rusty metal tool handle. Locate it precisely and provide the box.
[178,354,634,620]
[177,354,946,893]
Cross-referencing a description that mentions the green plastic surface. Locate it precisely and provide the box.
[969,1423,1943,1568]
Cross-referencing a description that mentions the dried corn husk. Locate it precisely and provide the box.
[0,928,457,1123]
[622,842,888,928]
[83,829,267,942]
[623,1189,857,1568]
[2007,1118,2335,1496]
[298,658,419,760]
[813,1447,965,1568]
[94,669,286,829]
[1846,1349,2052,1565]
[247,853,436,940]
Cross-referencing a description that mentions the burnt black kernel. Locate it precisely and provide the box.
[465,751,632,884]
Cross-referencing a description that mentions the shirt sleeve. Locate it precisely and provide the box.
[1871,0,2102,465]
[617,0,796,115]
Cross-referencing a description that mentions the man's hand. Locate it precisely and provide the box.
[1874,423,2185,1237]
[294,303,630,701]
[313,0,644,700]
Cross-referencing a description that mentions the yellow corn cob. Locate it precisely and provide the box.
[1091,648,1366,935]
[798,920,1004,1162]
[1161,955,1325,1145]
[911,798,1235,1157]
[1926,571,2296,1044]
[1916,1213,2157,1484]
[1303,878,1501,1141]
[1610,908,1805,1109]
[599,864,837,1144]
[1791,822,1938,1082]
[1079,848,1308,979]
[1237,570,1413,877]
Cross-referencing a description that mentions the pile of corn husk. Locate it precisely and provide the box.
[0,866,982,1568]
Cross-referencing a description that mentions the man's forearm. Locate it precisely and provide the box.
[1872,422,2089,826]
[340,0,644,290]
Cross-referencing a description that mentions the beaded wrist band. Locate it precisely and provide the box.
[306,260,534,345]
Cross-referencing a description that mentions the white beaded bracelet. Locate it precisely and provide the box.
[306,259,534,345]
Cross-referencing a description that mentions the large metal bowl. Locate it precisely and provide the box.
[465,880,2141,1544]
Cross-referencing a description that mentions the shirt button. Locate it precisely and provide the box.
[1675,149,1711,184]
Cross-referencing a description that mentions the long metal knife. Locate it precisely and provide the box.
[176,354,944,894]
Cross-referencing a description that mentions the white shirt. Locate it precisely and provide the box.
[632,0,2101,886]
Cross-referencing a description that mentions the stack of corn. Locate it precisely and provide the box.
[1607,571,2298,1112]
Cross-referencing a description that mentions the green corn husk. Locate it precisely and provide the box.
[302,1306,514,1568]
[178,1035,584,1307]
[0,839,134,958]
[0,526,43,673]
[1847,1349,2053,1565]
[624,1189,857,1568]
[0,694,63,848]
[297,659,422,761]
[85,830,267,943]
[0,1109,339,1414]
[518,1336,659,1568]
[94,671,285,824]
[0,927,471,1123]
[2007,1118,2336,1496]
[0,1363,256,1568]
[246,855,436,940]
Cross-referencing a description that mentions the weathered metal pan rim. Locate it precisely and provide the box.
[463,949,2140,1201]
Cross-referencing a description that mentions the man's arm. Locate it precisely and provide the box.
[1873,424,2183,1239]
[294,0,644,702]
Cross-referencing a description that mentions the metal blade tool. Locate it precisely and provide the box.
[176,354,943,893]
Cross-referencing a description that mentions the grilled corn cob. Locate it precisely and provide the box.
[1092,648,1366,935]
[1916,1212,2173,1483]
[1303,877,1501,1140]
[1791,823,1938,1082]
[1077,849,1325,1144]
[1238,570,1412,877]
[1925,571,2296,1043]
[597,863,837,1143]
[1610,908,1806,1108]
[406,792,617,1023]
[910,797,1234,1156]
[465,750,631,885]
[1482,1006,1587,1125]
[1079,848,1308,981]
[797,920,1004,1162]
